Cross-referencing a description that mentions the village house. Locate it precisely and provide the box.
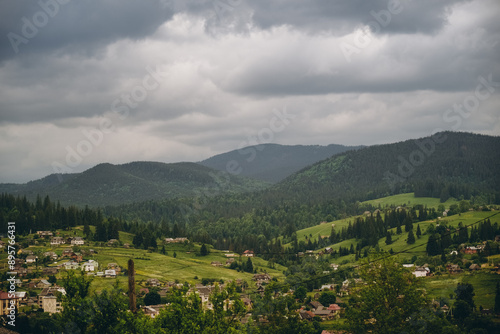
[463,246,481,254]
[195,285,214,309]
[50,237,65,245]
[37,231,53,237]
[35,279,52,289]
[446,264,463,274]
[14,291,27,303]
[243,250,254,257]
[164,237,189,243]
[211,261,223,267]
[141,304,166,318]
[299,309,315,321]
[43,267,59,275]
[14,267,31,277]
[63,260,80,270]
[26,255,38,264]
[412,266,431,278]
[38,287,65,314]
[469,264,481,271]
[314,305,336,320]
[146,278,161,287]
[71,237,85,245]
[226,258,235,265]
[70,252,83,262]
[43,251,58,260]
[253,273,271,284]
[320,284,335,291]
[107,239,119,246]
[0,291,20,316]
[81,260,98,272]
[107,263,121,273]
[104,269,116,278]
[328,303,342,314]
[61,248,73,257]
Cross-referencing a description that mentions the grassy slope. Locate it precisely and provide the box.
[363,193,459,210]
[287,193,458,246]
[0,227,286,293]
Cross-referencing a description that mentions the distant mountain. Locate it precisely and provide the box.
[270,132,500,204]
[198,143,363,183]
[0,161,270,207]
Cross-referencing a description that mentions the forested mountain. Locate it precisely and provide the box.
[0,161,269,207]
[199,143,362,183]
[271,131,500,205]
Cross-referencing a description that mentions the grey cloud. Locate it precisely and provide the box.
[0,0,174,62]
[247,0,467,35]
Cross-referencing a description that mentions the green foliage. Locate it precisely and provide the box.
[345,257,428,334]
[293,286,307,301]
[455,283,475,309]
[154,284,246,333]
[318,291,336,306]
[144,291,161,306]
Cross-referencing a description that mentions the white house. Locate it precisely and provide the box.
[104,269,116,278]
[412,266,430,278]
[26,255,38,264]
[71,237,84,246]
[81,260,98,272]
[51,237,65,245]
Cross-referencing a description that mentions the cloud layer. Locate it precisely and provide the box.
[0,0,499,182]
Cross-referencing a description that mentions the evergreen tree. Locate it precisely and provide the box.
[244,257,253,273]
[385,232,392,245]
[407,230,415,244]
[426,234,440,256]
[200,244,209,256]
[416,224,421,238]
[396,224,402,235]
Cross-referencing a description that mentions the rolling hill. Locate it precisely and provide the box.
[0,161,270,207]
[199,143,362,183]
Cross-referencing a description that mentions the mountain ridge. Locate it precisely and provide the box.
[198,143,363,183]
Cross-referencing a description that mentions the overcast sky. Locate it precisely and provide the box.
[0,0,499,183]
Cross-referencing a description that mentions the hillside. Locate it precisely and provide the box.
[272,131,500,205]
[0,161,270,207]
[199,143,362,183]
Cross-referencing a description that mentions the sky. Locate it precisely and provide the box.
[0,0,499,183]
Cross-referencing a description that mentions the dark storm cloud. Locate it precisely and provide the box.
[247,0,468,35]
[0,0,174,62]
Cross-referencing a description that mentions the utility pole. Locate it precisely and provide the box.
[128,259,136,313]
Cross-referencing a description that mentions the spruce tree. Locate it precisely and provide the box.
[416,224,421,238]
[385,232,392,245]
[245,257,253,273]
[200,244,209,256]
[407,230,415,244]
